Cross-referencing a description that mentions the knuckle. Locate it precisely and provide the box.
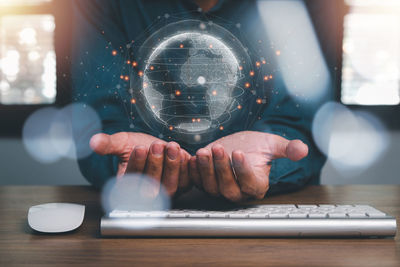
[240,178,269,198]
[240,183,259,197]
[177,184,192,194]
[166,187,178,197]
[165,160,179,171]
[178,176,190,188]
[204,185,219,197]
[163,181,178,195]
[149,164,159,173]
[255,185,269,200]
[220,187,241,202]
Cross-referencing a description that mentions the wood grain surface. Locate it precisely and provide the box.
[0,185,399,266]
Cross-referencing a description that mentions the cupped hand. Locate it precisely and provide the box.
[89,132,192,196]
[189,131,308,202]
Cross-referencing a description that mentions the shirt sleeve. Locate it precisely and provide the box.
[250,93,327,195]
[70,0,145,188]
[248,0,340,195]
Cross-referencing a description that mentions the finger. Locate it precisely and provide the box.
[232,150,269,199]
[267,135,309,161]
[212,145,243,202]
[287,139,309,161]
[142,141,165,197]
[196,148,219,196]
[178,150,191,192]
[189,156,202,189]
[126,145,148,174]
[161,142,181,196]
[89,132,131,156]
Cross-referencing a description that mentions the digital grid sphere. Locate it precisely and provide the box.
[133,20,250,144]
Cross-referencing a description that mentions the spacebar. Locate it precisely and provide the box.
[100,217,396,237]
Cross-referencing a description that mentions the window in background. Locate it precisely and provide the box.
[0,0,51,6]
[341,0,400,105]
[0,0,55,105]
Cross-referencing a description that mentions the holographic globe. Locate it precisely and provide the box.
[132,20,251,144]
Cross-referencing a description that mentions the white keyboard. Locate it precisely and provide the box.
[101,204,397,237]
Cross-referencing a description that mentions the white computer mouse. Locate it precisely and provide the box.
[28,203,85,233]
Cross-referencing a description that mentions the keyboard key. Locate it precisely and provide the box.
[228,214,249,218]
[347,213,367,218]
[188,213,209,218]
[297,205,318,208]
[367,212,387,218]
[148,211,168,218]
[167,213,187,218]
[248,214,267,218]
[128,212,151,218]
[308,213,327,218]
[288,213,308,218]
[109,210,130,218]
[208,213,228,218]
[318,205,336,208]
[256,205,296,209]
[269,213,289,218]
[328,213,347,218]
[354,205,374,210]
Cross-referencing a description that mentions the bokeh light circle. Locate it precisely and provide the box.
[50,103,102,160]
[22,103,102,163]
[101,174,171,214]
[22,107,62,163]
[312,101,388,174]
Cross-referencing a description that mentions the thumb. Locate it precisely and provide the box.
[269,135,309,161]
[90,132,130,156]
[286,139,309,161]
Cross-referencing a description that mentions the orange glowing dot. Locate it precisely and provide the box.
[132,61,137,67]
[212,90,217,96]
[149,66,154,71]
[126,60,131,64]
[264,76,269,81]
[239,66,243,71]
[169,126,174,130]
[151,105,155,109]
[112,50,117,56]
[219,126,224,130]
[276,50,281,56]
[245,82,251,88]
[179,44,184,48]
[124,75,129,81]
[209,44,213,48]
[249,71,254,76]
[143,82,148,88]
[269,75,273,79]
[256,98,262,104]
[138,71,143,77]
[197,118,201,122]
[255,61,261,67]
[237,105,242,109]
[175,90,181,96]
[130,98,136,104]
[192,118,196,122]
[119,75,124,79]
[262,60,266,64]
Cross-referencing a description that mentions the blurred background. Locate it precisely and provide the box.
[0,0,399,185]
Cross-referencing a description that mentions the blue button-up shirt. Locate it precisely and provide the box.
[71,0,340,194]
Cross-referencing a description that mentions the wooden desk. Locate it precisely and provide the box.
[0,185,399,266]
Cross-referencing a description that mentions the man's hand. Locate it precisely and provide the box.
[189,131,308,202]
[89,132,192,196]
